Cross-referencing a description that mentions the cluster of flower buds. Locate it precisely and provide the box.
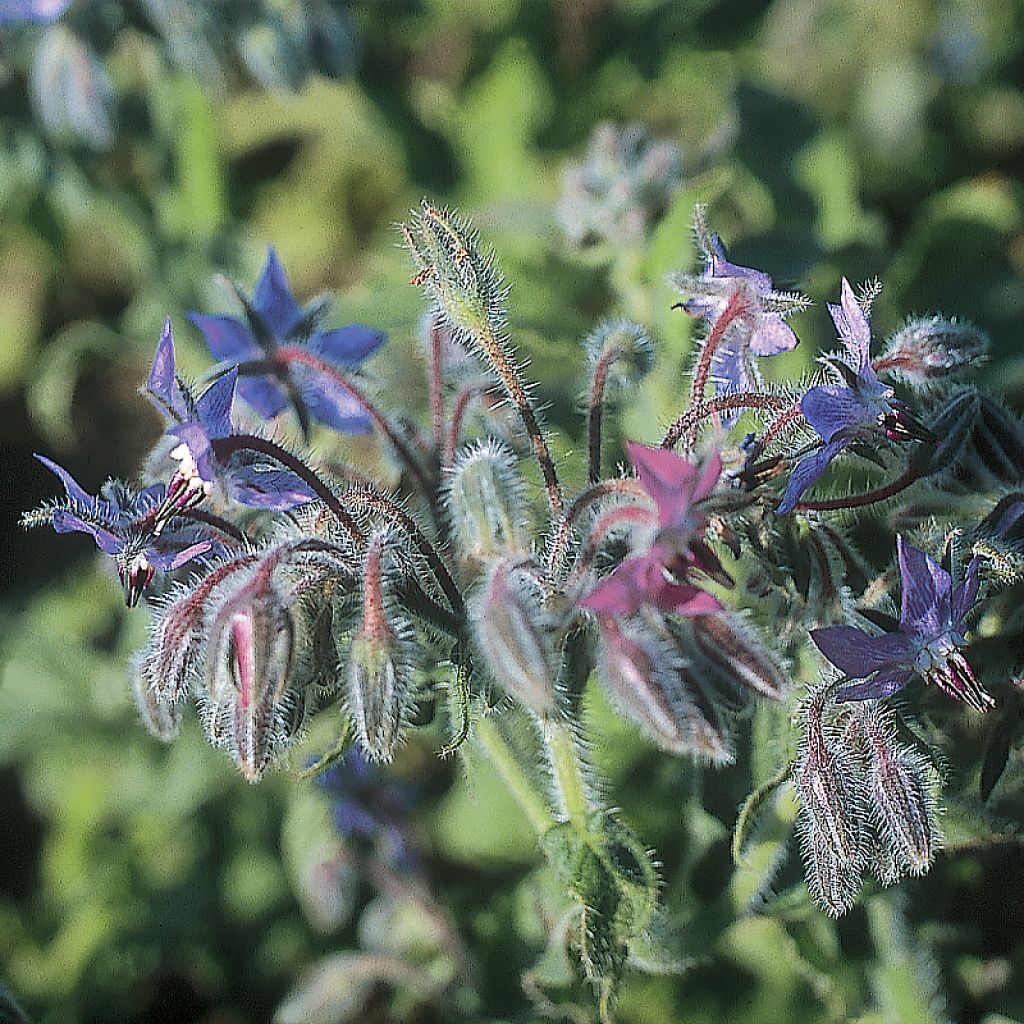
[24,187,1017,1012]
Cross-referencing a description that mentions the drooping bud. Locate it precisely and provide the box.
[446,441,528,564]
[347,532,415,763]
[583,320,655,396]
[877,315,989,390]
[471,558,557,718]
[793,683,868,916]
[401,200,505,342]
[203,560,299,782]
[857,703,939,880]
[687,613,787,701]
[595,614,732,763]
[131,652,184,741]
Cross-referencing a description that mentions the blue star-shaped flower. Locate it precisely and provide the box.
[25,455,215,606]
[777,279,930,514]
[676,233,802,415]
[189,247,385,436]
[810,535,993,711]
[145,320,315,517]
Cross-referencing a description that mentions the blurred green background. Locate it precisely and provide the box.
[3,0,1024,1021]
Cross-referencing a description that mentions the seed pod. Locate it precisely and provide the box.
[447,440,528,564]
[347,533,415,763]
[472,559,557,718]
[595,615,732,764]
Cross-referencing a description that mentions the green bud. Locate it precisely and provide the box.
[447,440,528,564]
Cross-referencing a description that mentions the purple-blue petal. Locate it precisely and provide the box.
[235,374,290,420]
[195,367,237,439]
[836,670,912,702]
[228,466,316,510]
[147,540,213,571]
[308,324,386,367]
[710,253,772,293]
[298,375,373,434]
[170,422,216,483]
[952,556,980,626]
[749,315,798,356]
[0,0,70,24]
[253,247,302,338]
[810,625,916,676]
[147,320,189,422]
[775,436,851,514]
[800,384,873,442]
[52,509,122,554]
[188,313,262,363]
[828,278,872,373]
[897,535,951,637]
[35,454,94,508]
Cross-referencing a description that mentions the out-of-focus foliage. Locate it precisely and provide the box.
[3,1,1024,1022]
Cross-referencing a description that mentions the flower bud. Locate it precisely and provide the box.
[793,685,867,916]
[402,200,505,342]
[584,320,655,395]
[446,441,528,564]
[859,704,938,879]
[131,653,184,742]
[472,559,557,718]
[203,567,299,782]
[879,315,989,389]
[688,613,787,701]
[347,533,415,763]
[595,615,732,763]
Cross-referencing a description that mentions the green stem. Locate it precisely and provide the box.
[542,718,592,834]
[474,715,555,836]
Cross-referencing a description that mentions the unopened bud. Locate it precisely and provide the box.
[793,686,867,916]
[472,559,557,717]
[402,200,505,341]
[447,441,528,564]
[879,315,989,389]
[689,613,787,701]
[347,532,414,763]
[131,653,184,741]
[595,615,732,764]
[204,566,298,782]
[858,705,938,879]
[584,320,655,395]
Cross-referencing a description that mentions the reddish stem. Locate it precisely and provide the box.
[690,288,752,407]
[278,346,433,501]
[444,383,486,467]
[794,467,921,512]
[588,349,616,484]
[429,318,445,453]
[661,393,792,451]
[760,402,804,448]
[567,504,654,587]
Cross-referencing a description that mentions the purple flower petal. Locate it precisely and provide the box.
[952,556,980,625]
[0,0,70,24]
[298,375,373,434]
[236,375,290,420]
[749,315,798,356]
[579,557,649,617]
[52,509,122,554]
[195,367,237,439]
[800,384,873,442]
[148,540,213,571]
[188,313,262,362]
[228,466,316,510]
[775,435,852,515]
[897,535,951,637]
[836,670,912,702]
[810,625,916,676]
[35,454,94,508]
[708,234,773,293]
[828,278,872,373]
[653,580,723,616]
[170,422,216,483]
[253,247,302,338]
[624,442,699,527]
[147,320,190,422]
[310,325,386,367]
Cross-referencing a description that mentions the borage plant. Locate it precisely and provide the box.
[24,201,1024,1020]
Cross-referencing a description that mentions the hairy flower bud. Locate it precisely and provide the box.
[793,685,868,916]
[402,200,505,342]
[878,315,989,390]
[446,441,528,563]
[584,320,655,396]
[203,565,299,782]
[131,653,184,741]
[688,613,787,701]
[347,532,415,763]
[472,559,557,717]
[858,704,939,879]
[595,615,732,763]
